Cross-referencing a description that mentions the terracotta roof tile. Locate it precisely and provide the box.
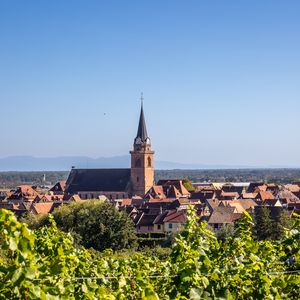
[31,202,54,214]
[163,210,187,223]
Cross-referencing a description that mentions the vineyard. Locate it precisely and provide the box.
[0,207,299,299]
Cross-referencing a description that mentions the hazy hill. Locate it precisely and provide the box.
[0,155,246,171]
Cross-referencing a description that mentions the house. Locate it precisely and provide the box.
[156,180,190,198]
[256,191,275,202]
[220,199,257,214]
[49,181,66,195]
[262,199,282,207]
[30,202,54,215]
[8,185,40,201]
[163,210,187,233]
[145,180,190,200]
[219,191,239,200]
[205,199,221,214]
[221,184,244,196]
[169,198,193,210]
[153,211,168,233]
[0,202,29,216]
[241,192,258,199]
[277,190,299,205]
[119,206,138,221]
[207,206,240,230]
[190,190,215,201]
[247,182,265,193]
[285,184,300,193]
[135,212,157,233]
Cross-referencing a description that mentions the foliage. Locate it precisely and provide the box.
[0,207,300,299]
[254,206,292,240]
[272,209,292,239]
[182,178,195,192]
[254,206,274,240]
[26,200,137,251]
[215,223,235,242]
[3,168,300,189]
[0,171,68,189]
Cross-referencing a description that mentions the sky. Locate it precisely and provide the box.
[0,0,300,167]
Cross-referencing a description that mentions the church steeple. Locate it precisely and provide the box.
[134,94,150,146]
[130,95,155,197]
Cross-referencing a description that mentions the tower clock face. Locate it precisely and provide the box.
[135,137,141,144]
[145,138,151,144]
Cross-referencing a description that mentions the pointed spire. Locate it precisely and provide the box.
[141,92,144,107]
[135,93,149,143]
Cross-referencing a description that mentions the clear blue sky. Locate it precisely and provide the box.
[0,0,299,167]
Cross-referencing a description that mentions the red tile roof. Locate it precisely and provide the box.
[31,202,54,214]
[163,210,187,223]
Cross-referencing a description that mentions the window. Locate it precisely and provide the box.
[157,225,161,230]
[137,176,139,183]
[147,156,151,167]
[135,159,141,167]
[169,223,173,229]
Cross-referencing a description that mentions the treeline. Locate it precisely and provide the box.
[1,168,300,189]
[0,171,68,188]
[156,168,300,184]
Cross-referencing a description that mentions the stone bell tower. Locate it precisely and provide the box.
[130,96,154,197]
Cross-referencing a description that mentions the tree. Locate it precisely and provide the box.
[215,223,235,242]
[27,200,137,251]
[182,178,195,192]
[254,206,293,240]
[272,209,292,240]
[254,206,273,240]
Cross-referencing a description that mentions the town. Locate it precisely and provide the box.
[1,1,300,298]
[0,103,299,237]
[1,177,299,234]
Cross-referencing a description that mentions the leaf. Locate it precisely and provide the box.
[119,277,126,288]
[9,237,18,251]
[190,288,202,300]
[143,287,159,300]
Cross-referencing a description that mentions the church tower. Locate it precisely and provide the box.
[130,97,154,197]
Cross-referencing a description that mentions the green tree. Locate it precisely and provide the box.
[254,206,273,240]
[215,223,235,242]
[27,200,137,251]
[254,207,292,241]
[182,178,195,192]
[272,209,292,240]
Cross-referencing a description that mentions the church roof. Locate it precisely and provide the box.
[135,104,148,142]
[65,168,131,194]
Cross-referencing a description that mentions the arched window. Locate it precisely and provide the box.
[147,156,152,167]
[135,158,141,167]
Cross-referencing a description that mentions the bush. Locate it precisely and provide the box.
[26,200,137,251]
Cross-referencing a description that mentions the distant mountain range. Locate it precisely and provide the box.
[0,156,296,171]
[0,155,240,171]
